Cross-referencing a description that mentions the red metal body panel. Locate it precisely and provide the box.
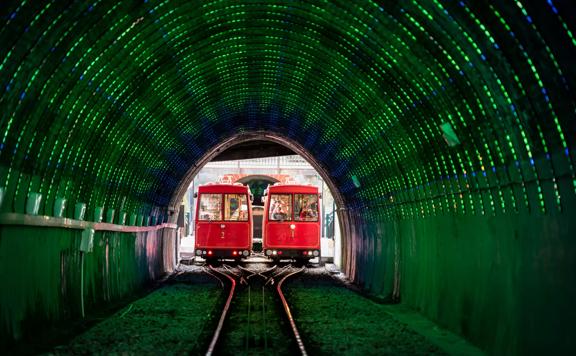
[263,184,321,252]
[265,223,320,249]
[195,224,251,249]
[194,184,252,254]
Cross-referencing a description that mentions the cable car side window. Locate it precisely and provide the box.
[295,194,319,221]
[269,194,292,221]
[199,194,222,221]
[224,194,248,221]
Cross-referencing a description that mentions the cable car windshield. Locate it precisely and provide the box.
[199,193,249,221]
[269,194,292,221]
[224,194,249,221]
[199,194,221,221]
[294,194,319,221]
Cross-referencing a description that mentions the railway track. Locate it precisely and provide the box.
[205,263,306,356]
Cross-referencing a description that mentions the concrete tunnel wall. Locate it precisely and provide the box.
[0,224,177,348]
[1,1,575,354]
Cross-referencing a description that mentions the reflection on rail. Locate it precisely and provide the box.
[277,267,307,355]
[205,265,236,356]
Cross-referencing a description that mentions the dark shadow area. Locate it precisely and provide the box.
[212,140,295,161]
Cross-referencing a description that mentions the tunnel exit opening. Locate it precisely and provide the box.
[168,132,351,271]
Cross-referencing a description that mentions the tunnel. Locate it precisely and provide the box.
[0,1,575,354]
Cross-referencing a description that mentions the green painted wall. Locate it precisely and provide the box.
[397,212,576,355]
[0,226,176,348]
[354,195,576,355]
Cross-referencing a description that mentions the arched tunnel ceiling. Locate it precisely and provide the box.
[0,1,575,220]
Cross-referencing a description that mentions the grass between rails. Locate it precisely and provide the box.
[53,275,220,355]
[285,274,447,355]
[215,277,299,356]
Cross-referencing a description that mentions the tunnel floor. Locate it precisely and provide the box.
[28,264,484,355]
[287,268,484,355]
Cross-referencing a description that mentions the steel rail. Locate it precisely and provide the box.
[238,265,277,280]
[223,264,241,277]
[277,267,307,356]
[206,265,237,356]
[203,267,224,289]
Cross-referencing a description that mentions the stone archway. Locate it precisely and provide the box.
[169,131,353,275]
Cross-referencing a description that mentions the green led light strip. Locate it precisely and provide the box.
[0,0,574,222]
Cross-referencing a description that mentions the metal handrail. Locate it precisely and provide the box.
[0,212,177,232]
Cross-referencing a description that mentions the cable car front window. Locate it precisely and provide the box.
[269,194,292,221]
[225,194,248,221]
[295,194,319,221]
[199,194,222,221]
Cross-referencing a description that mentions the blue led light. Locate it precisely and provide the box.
[547,0,559,14]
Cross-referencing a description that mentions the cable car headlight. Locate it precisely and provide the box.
[196,250,202,256]
[266,250,272,256]
[313,250,320,257]
[242,250,250,257]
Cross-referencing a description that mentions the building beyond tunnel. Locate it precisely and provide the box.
[0,1,575,354]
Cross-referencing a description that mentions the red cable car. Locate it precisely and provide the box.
[262,183,321,261]
[194,183,252,261]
